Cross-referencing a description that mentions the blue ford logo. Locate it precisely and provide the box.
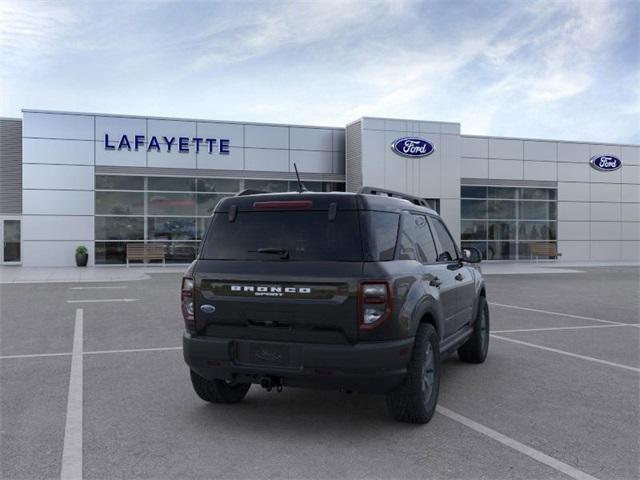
[391,137,434,158]
[590,155,622,172]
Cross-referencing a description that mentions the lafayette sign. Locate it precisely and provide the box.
[104,134,230,154]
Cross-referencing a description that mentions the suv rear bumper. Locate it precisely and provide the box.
[183,333,414,394]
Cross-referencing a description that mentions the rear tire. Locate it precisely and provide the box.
[386,323,441,424]
[190,370,251,404]
[458,296,490,363]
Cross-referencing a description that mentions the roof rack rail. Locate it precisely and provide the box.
[236,189,268,196]
[358,186,430,207]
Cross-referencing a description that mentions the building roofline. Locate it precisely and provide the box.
[461,133,639,148]
[21,109,344,131]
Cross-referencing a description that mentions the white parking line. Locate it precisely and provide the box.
[69,286,127,290]
[437,406,600,480]
[0,351,72,360]
[491,334,640,373]
[84,346,181,355]
[66,298,139,304]
[60,308,83,480]
[492,324,639,334]
[489,302,628,326]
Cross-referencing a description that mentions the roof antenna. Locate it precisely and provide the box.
[293,163,308,193]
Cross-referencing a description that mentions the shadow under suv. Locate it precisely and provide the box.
[181,187,489,423]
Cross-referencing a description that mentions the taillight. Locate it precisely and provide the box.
[358,282,392,330]
[181,277,196,332]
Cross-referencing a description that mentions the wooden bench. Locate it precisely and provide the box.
[126,244,165,266]
[529,242,561,261]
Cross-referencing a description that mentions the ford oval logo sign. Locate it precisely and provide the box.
[391,137,435,158]
[590,155,622,172]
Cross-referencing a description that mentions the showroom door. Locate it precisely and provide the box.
[1,218,21,264]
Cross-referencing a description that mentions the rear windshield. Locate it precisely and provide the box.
[201,210,363,261]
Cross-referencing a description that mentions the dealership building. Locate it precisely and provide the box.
[0,109,638,267]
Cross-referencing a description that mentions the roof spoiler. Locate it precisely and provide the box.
[358,186,430,208]
[236,189,268,196]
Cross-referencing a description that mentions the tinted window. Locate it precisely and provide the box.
[201,211,362,261]
[148,176,195,192]
[430,217,458,262]
[95,175,144,190]
[398,214,437,263]
[362,211,399,261]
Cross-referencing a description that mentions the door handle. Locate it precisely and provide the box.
[455,273,464,281]
[429,277,442,288]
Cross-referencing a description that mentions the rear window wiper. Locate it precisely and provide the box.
[249,247,290,260]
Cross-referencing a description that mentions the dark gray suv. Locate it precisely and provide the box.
[181,187,489,424]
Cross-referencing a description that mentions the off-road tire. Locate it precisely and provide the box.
[386,323,441,424]
[190,370,251,404]
[458,296,490,363]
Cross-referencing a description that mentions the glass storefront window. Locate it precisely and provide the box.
[95,175,144,190]
[95,191,144,215]
[148,176,195,192]
[95,216,144,240]
[461,186,487,198]
[460,185,557,260]
[197,178,240,193]
[461,220,486,240]
[461,199,487,219]
[245,179,289,192]
[94,175,346,264]
[487,200,516,219]
[147,192,196,216]
[147,217,196,241]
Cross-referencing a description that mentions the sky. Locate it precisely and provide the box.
[0,0,638,143]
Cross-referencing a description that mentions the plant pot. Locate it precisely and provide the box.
[75,253,88,267]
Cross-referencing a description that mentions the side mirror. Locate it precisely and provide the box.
[462,247,482,263]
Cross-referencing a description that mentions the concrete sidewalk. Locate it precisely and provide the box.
[0,265,187,284]
[1,261,638,284]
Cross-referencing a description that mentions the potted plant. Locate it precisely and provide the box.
[75,245,88,267]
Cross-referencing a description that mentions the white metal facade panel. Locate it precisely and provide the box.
[244,125,288,149]
[244,148,289,172]
[419,122,441,134]
[590,202,620,222]
[558,182,590,201]
[524,141,556,161]
[557,240,589,260]
[558,162,590,182]
[441,123,460,135]
[332,129,346,152]
[197,122,244,147]
[460,158,489,178]
[461,137,488,158]
[622,222,640,240]
[96,116,146,141]
[621,203,640,221]
[558,202,590,221]
[440,135,461,199]
[621,146,640,165]
[488,159,523,180]
[23,164,94,191]
[590,183,620,202]
[621,241,640,259]
[22,215,93,241]
[23,112,94,140]
[489,138,523,160]
[290,127,333,151]
[197,147,243,170]
[22,240,95,267]
[523,161,557,181]
[23,190,94,215]
[590,240,621,260]
[557,142,590,163]
[590,222,621,240]
[289,150,333,174]
[23,138,94,166]
[621,184,640,203]
[96,144,146,167]
[558,221,589,240]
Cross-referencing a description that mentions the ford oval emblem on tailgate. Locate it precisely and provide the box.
[200,304,216,314]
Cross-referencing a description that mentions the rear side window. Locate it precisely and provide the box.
[398,214,438,263]
[201,210,362,261]
[361,211,399,261]
[429,217,458,262]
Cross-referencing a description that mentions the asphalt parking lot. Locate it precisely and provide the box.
[1,266,638,480]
